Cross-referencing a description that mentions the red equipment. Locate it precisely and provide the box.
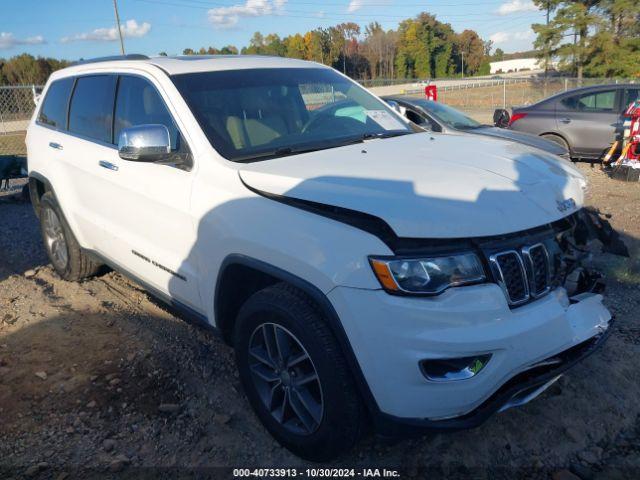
[621,100,640,162]
[425,85,437,101]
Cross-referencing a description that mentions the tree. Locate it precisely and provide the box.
[456,30,486,76]
[182,48,195,55]
[493,48,505,61]
[283,34,306,59]
[533,0,600,81]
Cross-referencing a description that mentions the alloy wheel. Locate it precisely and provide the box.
[42,206,68,270]
[248,322,324,435]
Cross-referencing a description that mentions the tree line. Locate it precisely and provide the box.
[179,14,492,80]
[2,2,638,87]
[0,54,69,86]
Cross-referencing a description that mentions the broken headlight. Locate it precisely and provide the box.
[369,253,486,294]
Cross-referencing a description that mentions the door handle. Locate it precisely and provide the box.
[98,160,119,171]
[560,118,571,124]
[49,142,63,150]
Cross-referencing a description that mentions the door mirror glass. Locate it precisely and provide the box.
[118,124,171,162]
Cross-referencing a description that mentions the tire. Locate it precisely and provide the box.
[541,134,571,155]
[38,192,101,281]
[234,282,364,461]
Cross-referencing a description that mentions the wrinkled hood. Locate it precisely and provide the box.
[239,132,586,238]
[470,126,568,156]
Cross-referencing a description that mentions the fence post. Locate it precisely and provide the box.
[503,79,506,109]
[564,78,568,91]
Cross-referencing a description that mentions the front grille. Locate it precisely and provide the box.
[490,251,529,305]
[523,244,551,297]
[489,244,552,306]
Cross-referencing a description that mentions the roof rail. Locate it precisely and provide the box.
[73,54,150,66]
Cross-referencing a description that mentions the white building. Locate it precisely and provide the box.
[490,58,541,74]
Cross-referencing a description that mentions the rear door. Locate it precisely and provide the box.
[555,88,619,159]
[56,74,117,249]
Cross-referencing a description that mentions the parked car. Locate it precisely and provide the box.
[507,84,640,160]
[27,55,619,461]
[383,95,570,159]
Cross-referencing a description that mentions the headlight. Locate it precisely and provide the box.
[369,253,486,294]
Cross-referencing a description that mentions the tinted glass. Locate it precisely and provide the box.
[622,88,639,110]
[114,76,179,149]
[68,75,116,143]
[172,68,412,162]
[408,99,481,129]
[38,78,74,129]
[562,90,615,112]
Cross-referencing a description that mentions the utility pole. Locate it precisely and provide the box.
[113,0,125,55]
[461,51,464,78]
[543,0,550,96]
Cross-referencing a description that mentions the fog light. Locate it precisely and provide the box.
[420,354,491,382]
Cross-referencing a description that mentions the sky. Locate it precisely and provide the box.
[0,0,545,60]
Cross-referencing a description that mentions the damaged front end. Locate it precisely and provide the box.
[553,207,629,298]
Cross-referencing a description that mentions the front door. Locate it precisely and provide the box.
[91,74,201,311]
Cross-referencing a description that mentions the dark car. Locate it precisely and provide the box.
[507,84,640,160]
[383,95,570,159]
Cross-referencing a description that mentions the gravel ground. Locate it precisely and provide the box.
[0,164,639,479]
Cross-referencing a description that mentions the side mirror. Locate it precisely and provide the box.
[118,124,171,162]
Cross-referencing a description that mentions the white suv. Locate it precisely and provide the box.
[27,55,618,461]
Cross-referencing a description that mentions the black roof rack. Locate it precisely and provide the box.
[74,54,150,66]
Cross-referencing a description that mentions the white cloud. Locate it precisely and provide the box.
[489,32,511,44]
[497,0,537,15]
[0,32,46,50]
[207,0,287,28]
[347,0,390,12]
[347,0,364,12]
[490,29,534,44]
[60,20,151,43]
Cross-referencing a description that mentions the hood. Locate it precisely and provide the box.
[470,127,568,156]
[239,132,586,239]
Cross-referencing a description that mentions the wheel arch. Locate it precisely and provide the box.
[28,171,54,218]
[539,132,572,154]
[214,254,380,417]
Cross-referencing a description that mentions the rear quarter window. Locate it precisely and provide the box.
[38,78,74,129]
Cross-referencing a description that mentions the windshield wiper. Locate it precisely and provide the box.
[361,131,412,140]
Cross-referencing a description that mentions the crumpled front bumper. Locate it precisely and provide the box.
[327,283,611,434]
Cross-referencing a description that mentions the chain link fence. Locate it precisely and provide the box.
[0,85,42,158]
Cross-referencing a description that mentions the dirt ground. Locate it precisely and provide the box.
[0,164,639,479]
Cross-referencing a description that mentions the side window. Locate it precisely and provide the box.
[114,76,179,150]
[561,90,616,112]
[579,90,616,112]
[68,75,117,143]
[38,78,74,129]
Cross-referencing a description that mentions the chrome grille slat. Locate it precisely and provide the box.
[489,243,552,307]
[489,251,530,306]
[522,243,551,298]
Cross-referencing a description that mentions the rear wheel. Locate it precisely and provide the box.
[541,134,570,156]
[234,283,364,461]
[38,192,101,281]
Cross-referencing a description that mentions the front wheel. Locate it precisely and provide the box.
[234,283,364,461]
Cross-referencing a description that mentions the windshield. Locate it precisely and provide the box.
[172,68,413,162]
[414,99,482,130]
